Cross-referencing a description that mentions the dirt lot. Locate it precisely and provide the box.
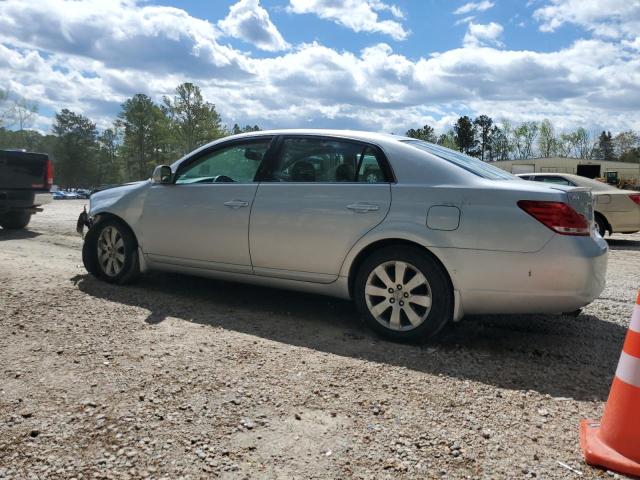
[1,199,639,479]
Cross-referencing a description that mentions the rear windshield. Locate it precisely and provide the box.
[402,140,515,180]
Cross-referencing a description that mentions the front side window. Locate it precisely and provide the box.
[175,139,271,184]
[269,137,388,183]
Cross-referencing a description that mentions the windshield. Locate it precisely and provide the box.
[402,140,515,180]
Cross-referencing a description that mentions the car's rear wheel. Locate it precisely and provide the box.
[354,246,452,342]
[82,217,139,284]
[595,213,609,237]
[0,211,32,230]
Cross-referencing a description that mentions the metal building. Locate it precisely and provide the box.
[492,157,640,183]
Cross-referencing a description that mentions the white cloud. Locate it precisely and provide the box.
[454,1,495,15]
[455,15,476,26]
[218,0,290,52]
[0,0,251,78]
[0,0,639,136]
[534,0,640,39]
[463,22,504,47]
[287,0,409,40]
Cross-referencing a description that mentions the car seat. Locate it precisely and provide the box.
[291,161,316,182]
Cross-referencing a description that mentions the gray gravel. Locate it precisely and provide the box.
[1,199,639,479]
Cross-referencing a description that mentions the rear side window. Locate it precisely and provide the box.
[402,140,515,180]
[268,137,390,183]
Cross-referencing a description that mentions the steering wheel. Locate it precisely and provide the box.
[212,175,235,183]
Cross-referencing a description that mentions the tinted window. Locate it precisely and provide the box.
[357,150,385,183]
[402,140,515,180]
[535,176,574,186]
[175,140,270,184]
[269,137,388,183]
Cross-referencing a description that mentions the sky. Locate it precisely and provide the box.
[1,0,639,135]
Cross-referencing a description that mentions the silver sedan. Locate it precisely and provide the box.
[82,130,608,341]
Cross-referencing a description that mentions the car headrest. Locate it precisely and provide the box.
[291,161,316,182]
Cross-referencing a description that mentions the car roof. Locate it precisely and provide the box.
[217,129,410,145]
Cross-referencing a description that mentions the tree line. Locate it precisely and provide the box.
[2,85,639,187]
[0,83,259,187]
[406,116,640,164]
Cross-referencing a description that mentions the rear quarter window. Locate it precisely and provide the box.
[402,140,515,180]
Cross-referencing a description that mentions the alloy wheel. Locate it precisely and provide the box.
[364,260,432,331]
[97,226,125,277]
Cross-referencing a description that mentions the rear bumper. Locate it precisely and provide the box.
[0,190,51,212]
[433,233,608,315]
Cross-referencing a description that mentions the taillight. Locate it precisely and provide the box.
[45,158,54,190]
[517,200,590,236]
[630,194,640,206]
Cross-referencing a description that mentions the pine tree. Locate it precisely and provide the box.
[406,124,437,143]
[596,131,615,161]
[453,116,477,155]
[52,109,98,187]
[473,115,493,161]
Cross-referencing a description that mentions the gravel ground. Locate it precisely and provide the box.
[1,199,639,479]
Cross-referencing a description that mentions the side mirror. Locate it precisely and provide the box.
[152,165,172,184]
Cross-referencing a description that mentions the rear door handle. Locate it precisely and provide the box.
[346,203,380,213]
[224,199,249,209]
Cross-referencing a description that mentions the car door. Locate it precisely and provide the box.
[249,136,392,283]
[140,137,273,274]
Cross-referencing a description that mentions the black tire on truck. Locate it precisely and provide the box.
[0,210,32,229]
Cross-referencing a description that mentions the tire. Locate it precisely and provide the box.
[354,246,453,342]
[595,213,608,237]
[0,211,32,229]
[82,217,140,284]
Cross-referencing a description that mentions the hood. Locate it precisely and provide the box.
[89,180,150,217]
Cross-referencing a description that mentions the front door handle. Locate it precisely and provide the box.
[224,199,249,209]
[346,203,380,213]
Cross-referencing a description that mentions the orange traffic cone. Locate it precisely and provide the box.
[580,290,640,476]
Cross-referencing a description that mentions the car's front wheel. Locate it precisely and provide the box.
[354,246,453,342]
[82,217,139,284]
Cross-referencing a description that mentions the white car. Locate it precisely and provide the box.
[80,130,608,341]
[517,173,640,236]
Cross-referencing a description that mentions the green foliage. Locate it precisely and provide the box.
[537,119,556,158]
[512,122,538,159]
[436,130,458,150]
[232,124,261,135]
[473,115,493,161]
[163,82,226,155]
[613,131,639,160]
[52,109,98,187]
[619,148,640,163]
[119,93,172,180]
[489,123,511,161]
[406,124,437,143]
[594,131,615,161]
[453,116,477,155]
